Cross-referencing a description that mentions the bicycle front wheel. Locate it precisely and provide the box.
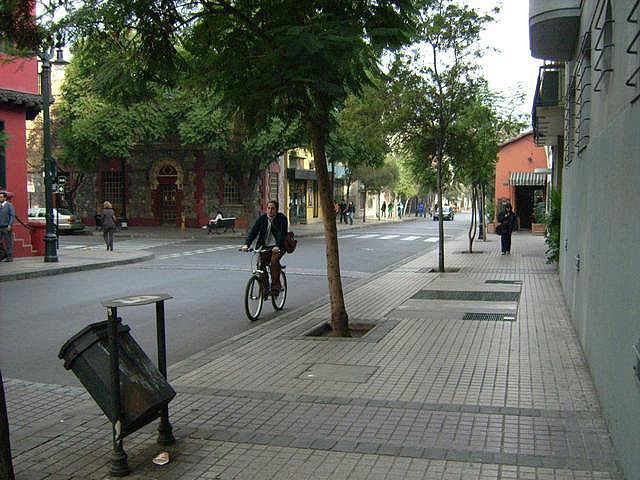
[271,270,287,311]
[244,275,264,321]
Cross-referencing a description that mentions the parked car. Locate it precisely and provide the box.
[28,207,85,233]
[433,205,454,221]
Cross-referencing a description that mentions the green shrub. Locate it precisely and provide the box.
[544,189,561,263]
[533,201,546,223]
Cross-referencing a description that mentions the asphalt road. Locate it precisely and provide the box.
[1,213,472,386]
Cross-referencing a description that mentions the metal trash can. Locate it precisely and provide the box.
[59,320,176,437]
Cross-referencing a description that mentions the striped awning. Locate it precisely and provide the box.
[509,171,547,186]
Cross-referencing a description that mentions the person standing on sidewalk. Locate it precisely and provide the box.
[101,201,117,251]
[497,203,517,255]
[380,201,386,219]
[241,200,288,295]
[0,192,15,262]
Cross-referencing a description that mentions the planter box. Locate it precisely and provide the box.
[531,223,546,235]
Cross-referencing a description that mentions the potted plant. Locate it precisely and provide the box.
[531,202,546,235]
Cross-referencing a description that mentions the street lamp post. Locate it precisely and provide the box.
[39,46,61,262]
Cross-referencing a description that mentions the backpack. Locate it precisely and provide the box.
[284,231,297,253]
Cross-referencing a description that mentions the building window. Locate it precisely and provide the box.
[269,172,279,201]
[625,0,640,102]
[102,171,123,214]
[575,36,592,153]
[594,0,614,92]
[0,122,5,189]
[223,177,241,205]
[564,81,576,167]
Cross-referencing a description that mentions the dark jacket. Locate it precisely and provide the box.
[498,211,517,235]
[245,212,288,250]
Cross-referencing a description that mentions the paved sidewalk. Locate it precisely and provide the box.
[0,216,413,282]
[4,232,623,479]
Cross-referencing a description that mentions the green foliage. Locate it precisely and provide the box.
[0,0,46,53]
[353,155,399,193]
[533,201,546,224]
[545,189,561,263]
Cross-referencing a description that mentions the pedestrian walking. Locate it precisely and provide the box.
[387,201,393,219]
[339,200,347,223]
[381,201,386,219]
[101,201,117,251]
[346,201,355,225]
[0,191,15,262]
[497,203,517,255]
[397,200,403,219]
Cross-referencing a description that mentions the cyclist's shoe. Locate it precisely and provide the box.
[271,287,281,297]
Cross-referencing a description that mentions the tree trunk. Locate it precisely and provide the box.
[309,121,349,337]
[468,185,477,253]
[239,166,261,230]
[437,153,445,272]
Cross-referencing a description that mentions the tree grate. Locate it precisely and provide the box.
[485,280,522,285]
[463,312,516,322]
[411,290,520,302]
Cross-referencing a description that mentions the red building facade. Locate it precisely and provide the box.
[0,54,41,256]
[495,131,548,229]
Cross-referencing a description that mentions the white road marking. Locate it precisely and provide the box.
[401,236,420,241]
[424,237,439,242]
[356,234,380,239]
[378,235,400,240]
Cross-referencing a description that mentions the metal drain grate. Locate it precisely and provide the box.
[411,290,520,302]
[463,313,516,322]
[485,280,522,285]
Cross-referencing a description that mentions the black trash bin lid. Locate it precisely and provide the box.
[58,320,130,370]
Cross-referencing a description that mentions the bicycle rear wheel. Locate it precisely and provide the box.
[271,270,287,311]
[244,275,264,321]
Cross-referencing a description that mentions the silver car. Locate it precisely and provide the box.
[28,207,85,233]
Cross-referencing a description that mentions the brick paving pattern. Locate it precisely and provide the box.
[4,233,624,479]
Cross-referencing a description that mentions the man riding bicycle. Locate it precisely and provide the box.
[241,200,288,295]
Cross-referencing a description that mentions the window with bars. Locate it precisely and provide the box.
[223,177,241,204]
[564,80,576,167]
[102,171,123,213]
[626,0,640,102]
[594,0,615,92]
[575,37,592,154]
[269,172,279,202]
[0,122,5,188]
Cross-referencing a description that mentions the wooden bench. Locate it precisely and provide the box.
[211,217,236,233]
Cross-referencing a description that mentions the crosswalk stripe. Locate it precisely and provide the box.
[356,234,380,239]
[401,236,420,241]
[378,235,400,240]
[338,234,357,239]
[424,237,439,242]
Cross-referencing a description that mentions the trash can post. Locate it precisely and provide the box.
[155,300,175,445]
[107,307,130,477]
[0,369,16,480]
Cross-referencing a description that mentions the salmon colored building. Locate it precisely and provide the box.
[495,131,548,230]
[0,54,42,256]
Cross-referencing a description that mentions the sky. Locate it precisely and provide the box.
[469,0,543,118]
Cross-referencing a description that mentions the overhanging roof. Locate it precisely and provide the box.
[510,172,547,186]
[0,88,42,120]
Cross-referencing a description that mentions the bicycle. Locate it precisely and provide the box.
[242,247,287,321]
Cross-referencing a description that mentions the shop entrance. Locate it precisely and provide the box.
[515,186,545,229]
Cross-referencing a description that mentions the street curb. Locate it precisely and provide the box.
[0,252,154,283]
